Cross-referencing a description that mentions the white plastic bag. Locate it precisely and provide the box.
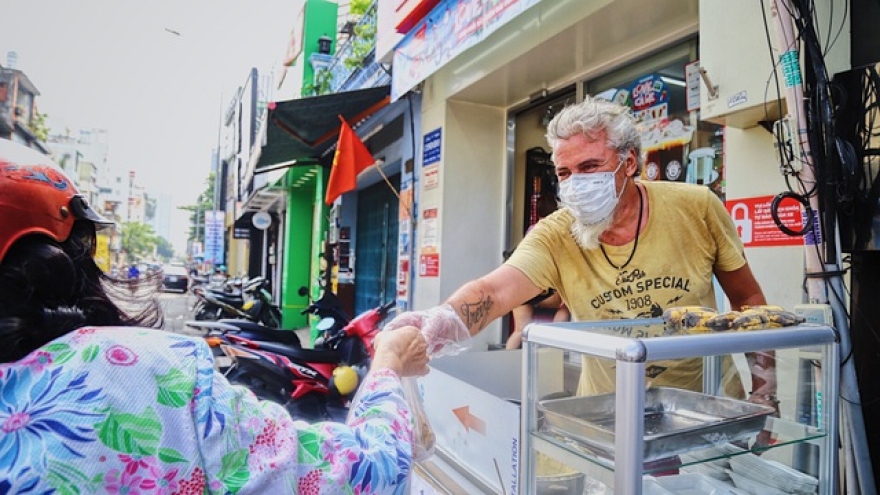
[402,376,435,461]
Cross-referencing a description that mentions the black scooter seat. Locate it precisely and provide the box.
[252,340,341,363]
[208,292,244,305]
[217,320,301,347]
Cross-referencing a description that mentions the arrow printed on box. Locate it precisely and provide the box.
[452,406,486,435]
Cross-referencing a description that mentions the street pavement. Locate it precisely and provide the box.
[158,290,200,335]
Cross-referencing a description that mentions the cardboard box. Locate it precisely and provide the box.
[417,349,564,494]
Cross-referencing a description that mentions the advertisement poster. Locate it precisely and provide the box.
[203,210,225,265]
[685,60,701,111]
[725,195,805,247]
[419,253,440,277]
[399,175,414,221]
[617,74,695,153]
[423,165,439,189]
[397,257,410,299]
[392,0,542,100]
[421,207,438,251]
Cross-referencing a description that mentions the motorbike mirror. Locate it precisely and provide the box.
[316,317,336,332]
[297,286,309,297]
[243,276,264,292]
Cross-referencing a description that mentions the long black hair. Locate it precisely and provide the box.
[0,221,163,362]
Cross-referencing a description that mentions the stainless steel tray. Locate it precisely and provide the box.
[538,387,775,461]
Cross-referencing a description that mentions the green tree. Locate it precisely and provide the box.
[343,21,376,70]
[179,172,216,247]
[29,110,50,142]
[350,0,371,16]
[121,222,158,261]
[156,236,175,261]
[303,68,334,96]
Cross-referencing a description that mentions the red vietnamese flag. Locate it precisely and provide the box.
[325,116,375,205]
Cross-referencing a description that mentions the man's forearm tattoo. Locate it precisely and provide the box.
[458,292,493,329]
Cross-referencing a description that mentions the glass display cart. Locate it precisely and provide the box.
[521,319,839,494]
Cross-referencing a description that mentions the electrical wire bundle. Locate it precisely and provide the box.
[840,65,880,251]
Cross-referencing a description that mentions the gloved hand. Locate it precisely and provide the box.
[384,303,471,357]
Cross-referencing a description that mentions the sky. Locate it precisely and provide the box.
[0,0,300,255]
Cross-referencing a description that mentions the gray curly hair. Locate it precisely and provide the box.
[545,95,644,173]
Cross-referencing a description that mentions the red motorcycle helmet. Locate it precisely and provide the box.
[0,139,112,264]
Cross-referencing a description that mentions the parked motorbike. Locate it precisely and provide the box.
[192,276,282,328]
[185,318,303,372]
[297,286,351,345]
[221,296,396,421]
[188,285,341,363]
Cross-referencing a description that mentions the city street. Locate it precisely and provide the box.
[158,290,199,335]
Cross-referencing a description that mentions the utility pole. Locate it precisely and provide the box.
[771,2,874,492]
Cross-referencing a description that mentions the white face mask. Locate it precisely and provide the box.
[558,159,627,225]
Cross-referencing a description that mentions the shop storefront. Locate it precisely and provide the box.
[326,94,422,321]
[241,85,394,330]
[398,0,714,347]
[387,0,853,492]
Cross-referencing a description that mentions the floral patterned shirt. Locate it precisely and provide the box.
[0,326,414,494]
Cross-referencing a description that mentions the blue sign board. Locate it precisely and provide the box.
[423,128,442,167]
[204,210,225,265]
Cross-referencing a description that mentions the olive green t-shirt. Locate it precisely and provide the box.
[507,181,747,396]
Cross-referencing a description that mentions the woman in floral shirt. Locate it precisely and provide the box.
[0,139,430,494]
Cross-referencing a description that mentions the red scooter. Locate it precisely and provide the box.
[221,298,395,421]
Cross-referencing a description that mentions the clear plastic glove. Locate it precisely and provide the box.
[372,327,430,377]
[384,303,471,357]
[383,305,471,462]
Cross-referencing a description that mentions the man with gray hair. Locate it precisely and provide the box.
[388,96,776,406]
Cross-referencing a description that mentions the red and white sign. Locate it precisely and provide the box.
[397,257,410,297]
[424,164,439,189]
[725,195,804,247]
[394,0,441,34]
[419,253,439,277]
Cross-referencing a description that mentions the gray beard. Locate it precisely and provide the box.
[568,207,615,250]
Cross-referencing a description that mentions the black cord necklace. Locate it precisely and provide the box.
[599,184,643,270]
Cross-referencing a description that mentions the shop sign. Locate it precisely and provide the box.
[394,0,441,34]
[391,0,541,101]
[233,227,250,239]
[421,208,438,250]
[423,128,442,166]
[252,211,272,230]
[397,257,410,298]
[685,60,701,111]
[423,165,439,189]
[613,74,669,123]
[400,175,414,221]
[203,211,225,265]
[419,252,439,277]
[725,195,805,247]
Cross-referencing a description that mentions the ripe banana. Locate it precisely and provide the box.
[740,305,804,326]
[706,305,806,332]
[662,306,717,334]
[706,311,741,331]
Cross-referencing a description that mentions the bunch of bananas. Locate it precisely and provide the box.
[663,305,805,334]
[706,305,805,331]
[662,306,718,334]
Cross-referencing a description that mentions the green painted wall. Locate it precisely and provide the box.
[301,0,338,90]
[279,165,330,342]
[277,0,336,337]
[280,170,316,329]
[309,165,330,343]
